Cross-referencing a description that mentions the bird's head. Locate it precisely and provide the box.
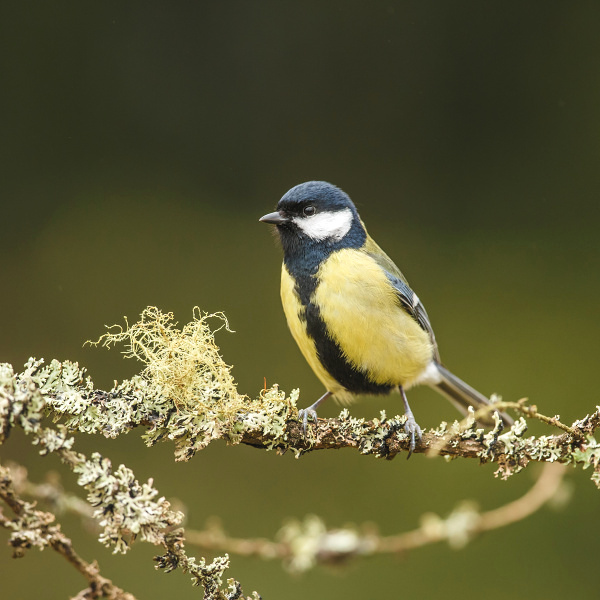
[260,181,366,257]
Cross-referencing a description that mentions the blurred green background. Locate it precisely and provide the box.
[1,2,599,598]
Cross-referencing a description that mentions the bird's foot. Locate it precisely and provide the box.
[298,407,318,435]
[297,391,333,436]
[403,412,423,459]
[399,385,422,459]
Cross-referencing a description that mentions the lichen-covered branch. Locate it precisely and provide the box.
[0,462,136,600]
[188,465,568,570]
[240,406,600,480]
[0,353,259,600]
[5,459,567,574]
[0,307,598,598]
[1,308,599,481]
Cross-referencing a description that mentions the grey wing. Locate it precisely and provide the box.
[385,272,441,362]
[362,236,440,360]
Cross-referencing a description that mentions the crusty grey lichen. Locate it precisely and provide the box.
[73,452,182,553]
[571,435,600,488]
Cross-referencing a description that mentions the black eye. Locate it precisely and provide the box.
[303,205,316,216]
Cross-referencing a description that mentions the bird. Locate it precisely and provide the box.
[260,181,513,455]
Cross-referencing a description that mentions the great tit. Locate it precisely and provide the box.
[260,181,513,453]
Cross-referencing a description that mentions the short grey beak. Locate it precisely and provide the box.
[259,211,289,225]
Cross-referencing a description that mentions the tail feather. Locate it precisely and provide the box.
[432,363,513,427]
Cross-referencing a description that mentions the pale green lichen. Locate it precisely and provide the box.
[237,386,297,449]
[571,435,600,488]
[1,362,47,439]
[432,421,450,437]
[493,418,527,455]
[185,554,230,590]
[0,464,57,557]
[276,515,367,573]
[525,434,564,463]
[333,408,404,457]
[71,452,183,553]
[476,412,517,457]
[420,501,481,550]
[32,425,75,455]
[365,413,406,457]
[570,435,600,466]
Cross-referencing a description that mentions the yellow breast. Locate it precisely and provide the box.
[314,249,433,387]
[280,249,434,396]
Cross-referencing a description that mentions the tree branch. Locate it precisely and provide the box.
[184,463,567,570]
[1,308,599,598]
[0,462,136,600]
[0,360,260,600]
[375,462,567,553]
[6,459,568,574]
[239,406,600,483]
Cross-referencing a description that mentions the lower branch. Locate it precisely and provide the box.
[9,460,567,573]
[375,462,566,554]
[187,463,566,570]
[0,462,135,600]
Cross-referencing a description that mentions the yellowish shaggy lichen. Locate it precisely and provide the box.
[90,306,242,412]
[84,306,296,459]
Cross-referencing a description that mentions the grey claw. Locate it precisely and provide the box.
[297,392,332,436]
[404,415,423,459]
[298,408,318,435]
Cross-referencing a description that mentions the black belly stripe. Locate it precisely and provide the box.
[292,269,393,396]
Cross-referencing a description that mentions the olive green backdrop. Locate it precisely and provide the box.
[1,2,599,598]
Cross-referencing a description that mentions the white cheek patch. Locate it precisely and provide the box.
[293,208,353,241]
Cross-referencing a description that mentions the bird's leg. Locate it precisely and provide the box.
[400,386,422,458]
[298,391,332,434]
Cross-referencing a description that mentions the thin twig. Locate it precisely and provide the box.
[477,462,566,530]
[376,462,567,553]
[154,465,569,569]
[502,399,582,437]
[424,399,586,460]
